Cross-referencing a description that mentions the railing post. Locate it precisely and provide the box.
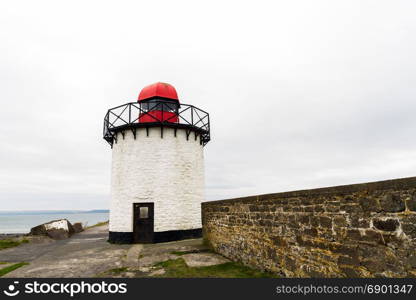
[129,103,131,124]
[207,113,210,134]
[103,113,106,136]
[105,112,109,135]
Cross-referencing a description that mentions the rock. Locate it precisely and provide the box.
[149,269,166,276]
[362,259,385,273]
[338,254,359,265]
[138,253,177,268]
[333,215,347,227]
[138,267,151,272]
[124,272,136,278]
[359,198,381,212]
[30,219,75,240]
[407,254,416,268]
[380,194,405,212]
[181,253,230,267]
[340,266,361,277]
[319,216,332,228]
[363,229,384,244]
[72,223,83,233]
[401,223,416,238]
[346,229,361,240]
[406,194,416,211]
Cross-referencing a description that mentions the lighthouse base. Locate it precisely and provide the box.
[108,228,202,244]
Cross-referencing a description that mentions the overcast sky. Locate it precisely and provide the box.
[1,0,415,210]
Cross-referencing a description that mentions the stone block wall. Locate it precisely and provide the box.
[202,177,416,277]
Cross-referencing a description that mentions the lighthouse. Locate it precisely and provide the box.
[103,82,210,243]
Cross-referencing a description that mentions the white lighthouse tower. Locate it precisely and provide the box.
[103,82,210,243]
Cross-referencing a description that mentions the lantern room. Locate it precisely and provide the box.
[138,82,179,123]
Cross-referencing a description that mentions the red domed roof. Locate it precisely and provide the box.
[138,82,179,102]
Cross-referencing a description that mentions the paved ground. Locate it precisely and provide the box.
[0,225,229,278]
[1,236,60,262]
[2,225,130,278]
[137,238,217,268]
[98,238,229,278]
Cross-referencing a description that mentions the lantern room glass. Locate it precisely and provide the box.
[140,99,179,113]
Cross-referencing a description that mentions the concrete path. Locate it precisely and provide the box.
[1,228,230,278]
[97,238,230,277]
[2,225,130,278]
[125,244,143,268]
[1,236,60,262]
[137,238,211,268]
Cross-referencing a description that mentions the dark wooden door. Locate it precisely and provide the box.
[133,203,154,243]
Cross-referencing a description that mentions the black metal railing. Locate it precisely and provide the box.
[103,101,210,147]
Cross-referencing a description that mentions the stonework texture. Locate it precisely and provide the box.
[202,177,416,277]
[110,127,204,233]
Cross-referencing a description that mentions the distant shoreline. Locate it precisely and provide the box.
[0,210,109,216]
[0,233,26,239]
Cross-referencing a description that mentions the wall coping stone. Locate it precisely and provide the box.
[202,176,416,206]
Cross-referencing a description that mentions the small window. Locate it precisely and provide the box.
[139,207,149,218]
[140,99,178,112]
[148,101,160,111]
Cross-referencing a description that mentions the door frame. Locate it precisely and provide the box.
[132,202,154,243]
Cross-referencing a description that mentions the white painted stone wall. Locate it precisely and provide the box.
[109,127,205,233]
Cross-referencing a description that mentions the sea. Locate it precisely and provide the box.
[0,210,109,234]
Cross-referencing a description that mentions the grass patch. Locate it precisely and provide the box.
[86,221,109,229]
[154,258,278,278]
[95,267,129,278]
[0,239,29,250]
[0,263,29,277]
[106,267,128,274]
